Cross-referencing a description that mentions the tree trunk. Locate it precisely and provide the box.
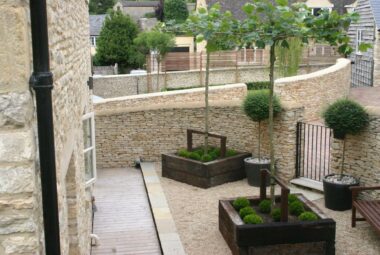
[341,139,346,176]
[269,44,276,210]
[204,52,211,155]
[258,121,261,161]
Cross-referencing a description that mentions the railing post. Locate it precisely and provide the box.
[295,122,301,178]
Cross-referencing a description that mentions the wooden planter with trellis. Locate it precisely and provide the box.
[161,129,251,189]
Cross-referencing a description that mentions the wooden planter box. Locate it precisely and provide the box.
[219,195,336,255]
[161,152,251,188]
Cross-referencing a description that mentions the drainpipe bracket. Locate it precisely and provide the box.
[30,71,53,89]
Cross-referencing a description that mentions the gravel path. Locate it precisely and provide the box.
[157,165,380,255]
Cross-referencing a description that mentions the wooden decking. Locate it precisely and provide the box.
[91,168,162,255]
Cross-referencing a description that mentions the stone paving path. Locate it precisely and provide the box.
[91,168,162,255]
[349,86,380,107]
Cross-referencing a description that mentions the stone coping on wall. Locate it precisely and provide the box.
[366,106,380,116]
[94,83,248,115]
[275,58,350,84]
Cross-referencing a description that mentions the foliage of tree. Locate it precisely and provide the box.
[240,0,371,210]
[89,0,115,14]
[95,11,142,72]
[276,37,303,77]
[134,31,175,90]
[323,99,369,174]
[164,0,189,23]
[243,90,281,161]
[181,3,239,155]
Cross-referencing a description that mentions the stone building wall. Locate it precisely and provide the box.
[95,86,304,182]
[0,0,93,254]
[330,108,380,198]
[275,58,351,122]
[93,64,330,98]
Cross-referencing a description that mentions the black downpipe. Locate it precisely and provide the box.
[29,0,61,254]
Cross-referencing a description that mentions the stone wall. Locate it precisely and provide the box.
[275,59,351,122]
[0,0,93,254]
[330,108,380,198]
[93,64,331,98]
[95,85,304,182]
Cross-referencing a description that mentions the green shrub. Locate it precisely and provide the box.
[226,149,237,157]
[233,197,250,211]
[144,12,156,18]
[289,201,305,216]
[258,199,271,214]
[189,152,201,161]
[298,212,318,221]
[243,90,282,122]
[271,208,281,222]
[201,154,213,162]
[288,194,299,204]
[246,81,270,90]
[243,214,264,224]
[239,206,256,219]
[178,149,190,158]
[164,0,189,23]
[323,99,369,139]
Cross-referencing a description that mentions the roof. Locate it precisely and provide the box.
[121,1,159,7]
[369,0,380,27]
[89,15,107,36]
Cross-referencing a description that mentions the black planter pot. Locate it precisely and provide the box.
[244,157,271,187]
[323,174,359,211]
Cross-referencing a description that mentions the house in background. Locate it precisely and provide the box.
[90,14,107,55]
[348,0,380,87]
[113,1,159,21]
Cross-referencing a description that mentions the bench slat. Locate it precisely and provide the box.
[354,200,380,231]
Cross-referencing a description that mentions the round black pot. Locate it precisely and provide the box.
[323,174,359,211]
[244,157,271,187]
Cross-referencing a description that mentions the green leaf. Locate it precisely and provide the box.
[358,42,373,52]
[243,3,254,15]
[276,0,288,7]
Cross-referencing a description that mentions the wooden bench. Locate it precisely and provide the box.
[350,186,380,235]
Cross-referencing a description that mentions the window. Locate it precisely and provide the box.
[356,29,364,53]
[90,36,97,47]
[311,7,332,16]
[83,112,96,186]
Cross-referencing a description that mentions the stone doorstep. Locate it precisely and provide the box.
[290,177,324,194]
[140,162,186,255]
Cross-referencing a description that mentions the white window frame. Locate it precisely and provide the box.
[356,29,364,54]
[311,7,332,16]
[82,112,97,186]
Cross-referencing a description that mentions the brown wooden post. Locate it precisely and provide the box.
[260,170,267,200]
[220,137,226,158]
[280,188,289,222]
[187,129,193,151]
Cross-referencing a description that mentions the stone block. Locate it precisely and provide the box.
[0,92,34,127]
[0,165,35,194]
[0,130,35,163]
[1,235,38,254]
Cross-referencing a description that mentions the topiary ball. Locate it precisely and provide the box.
[323,99,369,139]
[239,206,256,219]
[271,208,281,222]
[243,90,282,122]
[298,212,318,221]
[289,201,305,216]
[233,197,250,211]
[258,199,271,214]
[243,214,264,224]
[288,194,299,204]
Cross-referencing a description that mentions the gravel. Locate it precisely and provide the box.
[157,165,380,255]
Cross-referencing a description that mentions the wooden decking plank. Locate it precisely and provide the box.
[91,168,162,255]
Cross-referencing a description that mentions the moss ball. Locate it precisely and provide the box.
[239,206,256,219]
[288,194,299,204]
[289,201,305,216]
[233,197,250,211]
[258,199,271,214]
[299,212,318,221]
[271,208,281,222]
[243,214,264,224]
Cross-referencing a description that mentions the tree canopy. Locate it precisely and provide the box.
[89,0,115,14]
[164,0,189,23]
[94,11,142,71]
